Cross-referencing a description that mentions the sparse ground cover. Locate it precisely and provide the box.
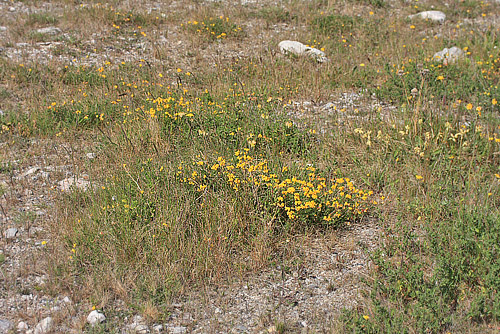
[0,0,500,333]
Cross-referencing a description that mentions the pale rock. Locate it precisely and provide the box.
[22,167,41,178]
[34,317,53,334]
[408,10,446,23]
[58,177,90,191]
[235,324,248,332]
[63,296,72,303]
[169,327,187,334]
[153,324,163,333]
[86,153,96,159]
[18,321,29,331]
[87,310,105,325]
[36,27,62,35]
[278,40,328,63]
[0,319,13,332]
[131,324,149,334]
[433,46,465,63]
[0,26,7,32]
[5,227,18,239]
[132,315,144,323]
[129,315,149,334]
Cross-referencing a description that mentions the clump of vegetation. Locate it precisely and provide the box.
[182,16,244,40]
[1,0,499,331]
[26,12,59,25]
[311,14,361,36]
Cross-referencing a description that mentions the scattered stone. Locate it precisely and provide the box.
[408,10,446,23]
[0,26,7,32]
[132,315,144,323]
[169,326,187,334]
[58,177,90,191]
[86,152,96,159]
[34,317,53,334]
[63,296,72,304]
[87,310,106,325]
[22,167,41,178]
[433,46,465,64]
[0,319,13,332]
[235,324,248,332]
[128,315,149,334]
[4,227,18,239]
[18,321,29,331]
[181,313,193,323]
[153,324,163,333]
[36,27,62,35]
[278,40,328,63]
[50,306,61,312]
[9,7,16,12]
[131,323,149,333]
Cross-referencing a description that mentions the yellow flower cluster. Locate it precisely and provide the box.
[178,150,376,225]
[183,16,243,40]
[144,95,194,119]
[274,169,373,222]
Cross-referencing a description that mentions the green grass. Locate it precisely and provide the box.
[1,0,500,331]
[182,15,244,41]
[26,12,59,26]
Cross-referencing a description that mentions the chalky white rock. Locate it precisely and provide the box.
[278,40,328,63]
[408,11,446,23]
[87,310,106,325]
[4,227,18,239]
[433,46,465,63]
[36,27,62,35]
[34,317,53,334]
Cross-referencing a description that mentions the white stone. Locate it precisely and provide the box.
[153,324,163,333]
[408,10,446,23]
[22,167,41,178]
[87,310,106,325]
[86,153,96,159]
[433,46,465,63]
[0,319,13,332]
[129,315,148,333]
[58,177,90,191]
[132,324,149,334]
[62,296,72,303]
[18,321,29,331]
[36,27,62,35]
[278,40,328,63]
[169,327,187,334]
[132,315,144,323]
[34,317,53,334]
[0,26,7,32]
[5,227,18,239]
